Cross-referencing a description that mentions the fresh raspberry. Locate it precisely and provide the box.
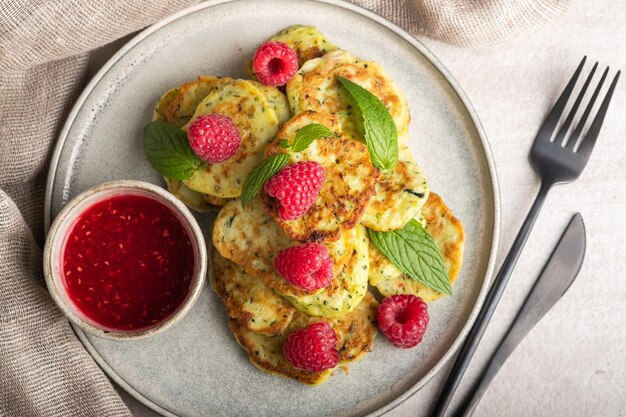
[264,161,325,220]
[378,295,429,349]
[187,114,241,164]
[283,322,339,372]
[274,243,333,291]
[253,41,298,87]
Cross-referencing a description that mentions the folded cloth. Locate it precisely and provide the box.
[0,0,570,415]
[357,0,571,47]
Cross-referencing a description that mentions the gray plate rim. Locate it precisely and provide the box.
[44,0,501,416]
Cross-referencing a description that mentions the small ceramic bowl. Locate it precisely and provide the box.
[43,180,207,340]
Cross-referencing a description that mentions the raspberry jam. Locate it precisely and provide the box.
[61,194,195,331]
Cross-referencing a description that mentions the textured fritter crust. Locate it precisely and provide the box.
[285,225,369,317]
[166,76,226,127]
[361,145,429,231]
[261,111,379,243]
[152,88,179,121]
[163,178,215,213]
[368,192,465,302]
[247,80,291,125]
[270,25,338,66]
[203,194,229,207]
[211,249,295,336]
[229,292,378,385]
[153,89,225,211]
[286,50,410,143]
[230,318,333,385]
[212,198,298,295]
[290,292,378,362]
[182,79,279,198]
[212,198,361,303]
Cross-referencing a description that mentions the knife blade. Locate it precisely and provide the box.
[452,212,586,417]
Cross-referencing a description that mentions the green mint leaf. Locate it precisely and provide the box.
[290,123,335,152]
[368,220,451,295]
[279,139,291,149]
[337,76,398,170]
[143,120,202,180]
[241,154,291,208]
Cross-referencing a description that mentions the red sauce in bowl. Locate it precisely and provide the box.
[62,194,195,331]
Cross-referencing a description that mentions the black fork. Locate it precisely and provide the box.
[429,57,620,417]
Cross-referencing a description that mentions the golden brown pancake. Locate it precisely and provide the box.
[212,198,301,295]
[163,178,216,213]
[153,89,224,212]
[182,79,279,198]
[229,292,378,385]
[270,25,338,66]
[261,111,379,243]
[284,225,369,318]
[361,144,429,231]
[152,88,179,121]
[211,249,295,336]
[246,80,291,125]
[166,76,226,127]
[287,50,410,143]
[202,193,229,207]
[368,192,465,302]
[212,198,368,314]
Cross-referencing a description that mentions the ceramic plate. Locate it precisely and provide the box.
[45,1,499,416]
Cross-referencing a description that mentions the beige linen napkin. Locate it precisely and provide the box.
[0,1,569,415]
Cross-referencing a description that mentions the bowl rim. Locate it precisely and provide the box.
[43,179,208,341]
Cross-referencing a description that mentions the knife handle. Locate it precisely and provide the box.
[452,212,585,417]
[428,182,551,417]
[451,299,542,417]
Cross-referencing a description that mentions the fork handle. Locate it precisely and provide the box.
[429,181,551,417]
[451,290,543,417]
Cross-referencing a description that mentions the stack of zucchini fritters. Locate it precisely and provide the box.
[152,26,464,385]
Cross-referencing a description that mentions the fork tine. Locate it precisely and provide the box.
[535,56,587,142]
[566,67,609,149]
[555,62,598,145]
[577,70,621,158]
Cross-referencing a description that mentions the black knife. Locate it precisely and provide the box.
[452,213,586,417]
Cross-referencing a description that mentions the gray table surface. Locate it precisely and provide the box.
[89,0,626,415]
